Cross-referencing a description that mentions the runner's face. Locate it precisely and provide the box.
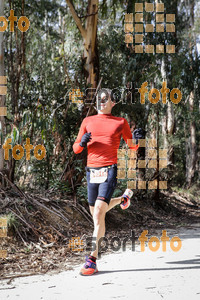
[100,94,115,112]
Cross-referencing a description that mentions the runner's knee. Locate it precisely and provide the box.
[89,206,94,216]
[93,207,106,225]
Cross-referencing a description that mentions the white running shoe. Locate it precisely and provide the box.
[120,189,133,210]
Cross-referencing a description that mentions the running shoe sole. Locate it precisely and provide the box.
[80,268,98,276]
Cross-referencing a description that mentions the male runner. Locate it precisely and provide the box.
[73,89,138,275]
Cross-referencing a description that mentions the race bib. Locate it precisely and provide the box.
[90,167,108,183]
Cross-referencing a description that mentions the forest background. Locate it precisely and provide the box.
[0,0,200,252]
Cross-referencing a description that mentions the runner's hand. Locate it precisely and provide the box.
[79,132,92,147]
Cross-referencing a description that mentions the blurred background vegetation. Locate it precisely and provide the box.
[0,0,199,204]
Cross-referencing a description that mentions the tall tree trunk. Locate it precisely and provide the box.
[6,0,26,183]
[154,105,160,204]
[66,0,99,88]
[161,53,175,175]
[0,0,6,173]
[186,0,197,187]
[186,91,196,186]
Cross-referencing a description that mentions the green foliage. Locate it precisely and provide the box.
[6,213,19,229]
[3,0,200,192]
[76,185,88,202]
[49,178,72,193]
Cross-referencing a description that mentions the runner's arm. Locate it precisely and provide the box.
[73,119,87,154]
[122,119,139,151]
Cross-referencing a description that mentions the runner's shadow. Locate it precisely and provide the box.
[96,265,200,275]
[166,258,200,265]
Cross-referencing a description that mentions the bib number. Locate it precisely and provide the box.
[90,167,108,183]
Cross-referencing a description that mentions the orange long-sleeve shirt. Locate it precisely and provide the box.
[73,113,137,167]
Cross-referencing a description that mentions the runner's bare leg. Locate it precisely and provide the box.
[106,197,121,212]
[89,197,121,216]
[90,200,108,258]
[89,206,94,216]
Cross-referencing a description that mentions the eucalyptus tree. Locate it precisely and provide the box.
[0,0,6,177]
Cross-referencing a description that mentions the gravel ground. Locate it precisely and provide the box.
[1,225,200,300]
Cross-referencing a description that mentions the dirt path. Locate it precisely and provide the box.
[1,225,200,300]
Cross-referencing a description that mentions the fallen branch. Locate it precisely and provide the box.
[8,209,40,237]
[72,203,93,225]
